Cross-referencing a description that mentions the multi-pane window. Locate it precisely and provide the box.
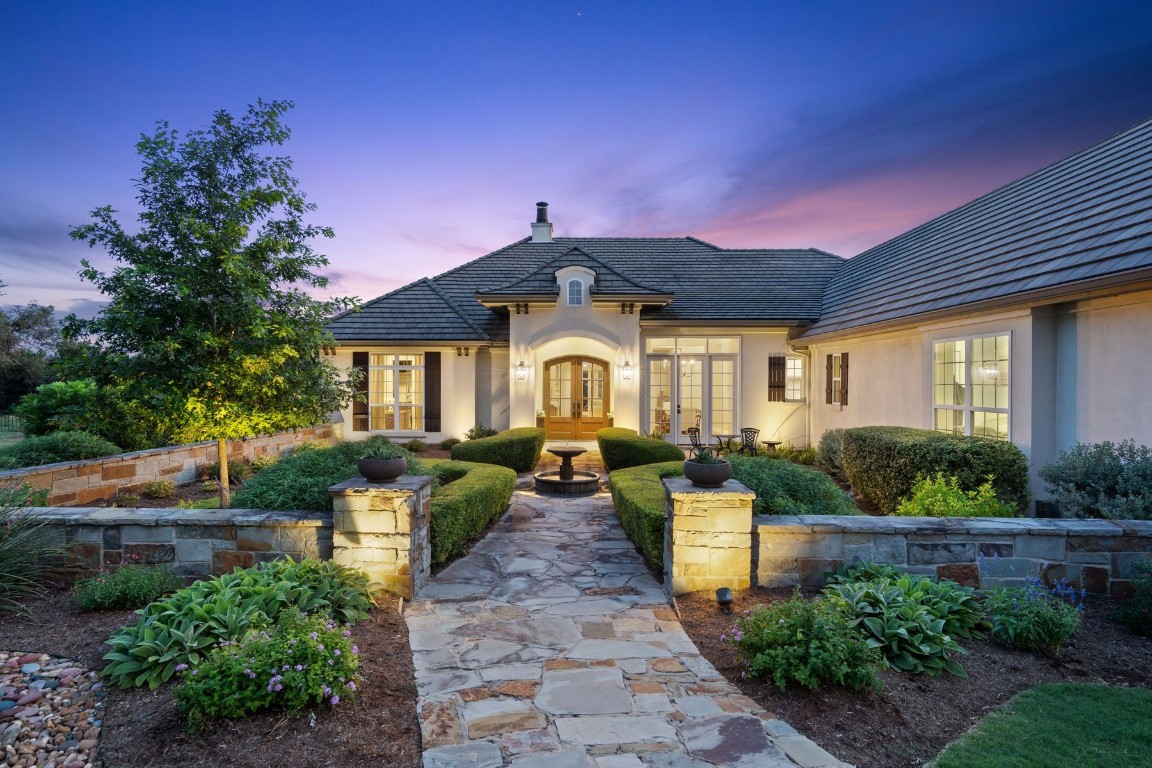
[933,335,1010,440]
[370,353,425,431]
[785,357,804,401]
[826,353,848,405]
[567,279,583,306]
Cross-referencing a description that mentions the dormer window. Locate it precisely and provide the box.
[567,278,583,306]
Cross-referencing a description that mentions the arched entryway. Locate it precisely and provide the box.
[542,356,610,439]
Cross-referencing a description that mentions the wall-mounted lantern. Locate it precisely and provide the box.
[515,361,528,381]
[621,360,633,380]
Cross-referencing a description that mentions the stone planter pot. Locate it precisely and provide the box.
[357,457,407,483]
[683,459,731,488]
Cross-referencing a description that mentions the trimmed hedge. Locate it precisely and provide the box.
[425,460,516,566]
[608,461,684,573]
[840,426,1030,516]
[596,427,685,472]
[729,455,860,516]
[450,427,545,473]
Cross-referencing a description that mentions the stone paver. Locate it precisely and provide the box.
[407,479,853,767]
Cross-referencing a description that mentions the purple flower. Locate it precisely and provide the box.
[343,630,352,637]
[295,664,304,671]
[317,644,324,651]
[351,645,359,655]
[333,649,341,656]
[274,684,283,692]
[174,663,189,672]
[347,681,356,691]
[323,686,332,697]
[310,632,319,640]
[330,695,340,705]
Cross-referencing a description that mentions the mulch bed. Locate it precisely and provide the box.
[0,587,420,768]
[677,586,1152,768]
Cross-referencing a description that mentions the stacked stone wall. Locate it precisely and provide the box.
[662,478,755,597]
[753,516,1152,597]
[0,424,340,506]
[34,507,331,577]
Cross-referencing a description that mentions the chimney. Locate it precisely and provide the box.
[531,201,553,243]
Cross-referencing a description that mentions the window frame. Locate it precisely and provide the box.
[368,352,426,433]
[825,352,848,406]
[785,356,805,402]
[567,278,584,306]
[932,333,1011,441]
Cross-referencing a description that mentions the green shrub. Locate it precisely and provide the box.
[1112,559,1152,637]
[439,437,461,451]
[144,479,177,499]
[426,460,516,566]
[232,437,422,511]
[729,455,860,516]
[173,610,359,732]
[464,424,499,440]
[840,426,1029,516]
[773,444,817,465]
[203,458,254,484]
[0,430,123,469]
[816,428,847,481]
[14,379,101,436]
[0,484,57,614]
[596,427,685,471]
[896,473,1018,517]
[730,591,884,692]
[825,580,968,677]
[828,562,990,642]
[360,441,405,460]
[102,558,376,689]
[74,561,184,610]
[606,461,684,572]
[984,577,1084,655]
[250,454,280,472]
[450,427,545,473]
[401,438,427,453]
[1039,440,1152,519]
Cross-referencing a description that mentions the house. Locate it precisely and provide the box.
[327,116,1152,498]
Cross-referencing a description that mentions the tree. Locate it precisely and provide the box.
[67,100,358,506]
[0,278,63,409]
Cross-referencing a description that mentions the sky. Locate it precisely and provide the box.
[2,0,1151,317]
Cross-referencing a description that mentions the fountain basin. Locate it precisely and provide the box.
[534,469,601,495]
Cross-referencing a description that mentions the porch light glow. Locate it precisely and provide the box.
[621,361,633,380]
[516,361,528,381]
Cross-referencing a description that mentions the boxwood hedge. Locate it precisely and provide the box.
[596,427,685,472]
[840,426,1029,515]
[450,427,545,473]
[607,461,684,573]
[426,460,516,566]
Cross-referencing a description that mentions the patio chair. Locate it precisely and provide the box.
[686,427,704,457]
[737,427,760,455]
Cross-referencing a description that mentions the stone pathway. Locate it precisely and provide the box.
[406,487,851,768]
[0,652,103,768]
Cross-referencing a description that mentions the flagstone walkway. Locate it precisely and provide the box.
[405,485,851,768]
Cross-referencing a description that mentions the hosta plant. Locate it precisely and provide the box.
[102,558,376,689]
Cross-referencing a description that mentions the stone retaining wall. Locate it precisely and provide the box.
[662,478,755,597]
[1,424,340,506]
[753,516,1152,597]
[34,506,331,577]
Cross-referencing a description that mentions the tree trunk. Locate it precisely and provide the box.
[217,438,231,508]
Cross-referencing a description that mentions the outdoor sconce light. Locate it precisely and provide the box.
[621,361,633,380]
[515,361,528,381]
[715,586,733,612]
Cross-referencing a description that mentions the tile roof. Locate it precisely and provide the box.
[478,246,670,298]
[328,237,843,343]
[804,117,1152,338]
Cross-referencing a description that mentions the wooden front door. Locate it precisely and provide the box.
[543,356,610,440]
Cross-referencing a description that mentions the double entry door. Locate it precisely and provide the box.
[647,356,735,443]
[543,356,609,440]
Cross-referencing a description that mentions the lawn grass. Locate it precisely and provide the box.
[928,683,1152,768]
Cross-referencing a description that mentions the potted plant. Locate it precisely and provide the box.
[357,442,407,483]
[683,447,731,488]
[536,410,546,429]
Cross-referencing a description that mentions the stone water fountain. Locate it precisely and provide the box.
[533,446,600,495]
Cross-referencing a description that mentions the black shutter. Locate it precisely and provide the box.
[768,355,786,402]
[425,352,441,432]
[840,352,849,406]
[352,352,369,432]
[825,354,834,404]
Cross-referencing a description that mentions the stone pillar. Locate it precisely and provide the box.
[328,475,433,599]
[662,478,755,597]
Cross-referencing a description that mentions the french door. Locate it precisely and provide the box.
[647,356,735,442]
[543,356,610,440]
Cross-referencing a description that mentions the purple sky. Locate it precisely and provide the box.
[2,1,1151,316]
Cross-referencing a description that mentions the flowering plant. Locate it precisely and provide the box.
[536,410,546,419]
[173,610,360,731]
[984,575,1085,654]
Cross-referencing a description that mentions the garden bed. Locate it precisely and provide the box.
[677,586,1152,768]
[0,587,420,768]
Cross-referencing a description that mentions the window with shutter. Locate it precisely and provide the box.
[352,352,369,431]
[827,353,848,406]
